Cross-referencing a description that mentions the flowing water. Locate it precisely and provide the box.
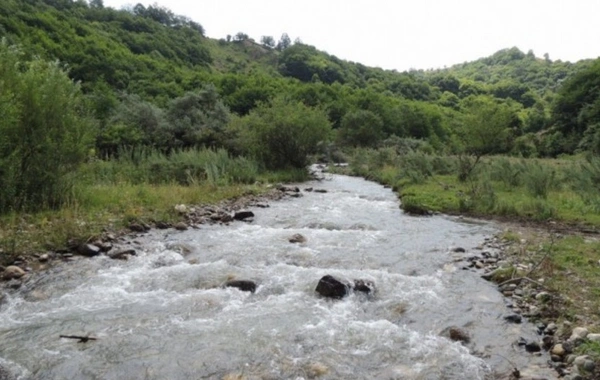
[0,172,555,379]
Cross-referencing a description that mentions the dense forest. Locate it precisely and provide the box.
[1,0,600,213]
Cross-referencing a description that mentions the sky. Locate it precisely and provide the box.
[102,0,600,72]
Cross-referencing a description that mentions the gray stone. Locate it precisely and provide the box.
[504,314,522,324]
[570,327,589,341]
[586,333,600,342]
[38,253,50,262]
[77,244,101,257]
[582,359,595,372]
[174,222,188,231]
[573,355,589,367]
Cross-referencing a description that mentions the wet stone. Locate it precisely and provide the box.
[525,341,541,352]
[225,280,257,293]
[233,210,254,221]
[504,314,522,324]
[77,244,101,257]
[353,279,375,294]
[315,275,350,299]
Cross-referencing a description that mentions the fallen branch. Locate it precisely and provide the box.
[59,335,97,343]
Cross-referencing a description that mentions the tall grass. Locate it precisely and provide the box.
[81,147,261,186]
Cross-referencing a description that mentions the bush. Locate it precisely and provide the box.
[231,96,332,169]
[0,42,94,212]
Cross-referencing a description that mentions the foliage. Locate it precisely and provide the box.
[337,110,384,147]
[0,41,94,212]
[231,97,333,169]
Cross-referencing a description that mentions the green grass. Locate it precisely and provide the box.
[0,182,266,265]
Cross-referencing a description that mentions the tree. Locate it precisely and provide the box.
[456,96,514,180]
[260,35,275,48]
[166,84,231,148]
[0,42,94,212]
[337,110,384,147]
[276,33,291,51]
[230,97,332,169]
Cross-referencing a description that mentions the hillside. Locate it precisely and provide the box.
[1,0,599,157]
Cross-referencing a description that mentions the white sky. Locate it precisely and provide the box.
[102,0,600,72]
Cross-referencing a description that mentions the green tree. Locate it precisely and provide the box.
[230,97,332,169]
[0,42,94,212]
[457,96,514,180]
[260,36,275,48]
[337,110,384,147]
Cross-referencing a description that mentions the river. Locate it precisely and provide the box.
[0,172,555,379]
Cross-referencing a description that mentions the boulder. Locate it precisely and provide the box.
[288,234,307,244]
[315,275,350,299]
[314,189,327,193]
[225,280,257,293]
[452,247,466,253]
[77,244,101,257]
[2,266,25,280]
[233,211,254,221]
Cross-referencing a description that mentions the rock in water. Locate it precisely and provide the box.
[225,280,257,293]
[288,233,307,243]
[77,244,101,257]
[440,326,471,344]
[3,266,25,280]
[504,314,522,324]
[108,249,137,260]
[233,211,254,221]
[353,279,375,294]
[315,275,350,299]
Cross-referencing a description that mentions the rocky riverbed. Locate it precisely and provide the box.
[460,231,600,380]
